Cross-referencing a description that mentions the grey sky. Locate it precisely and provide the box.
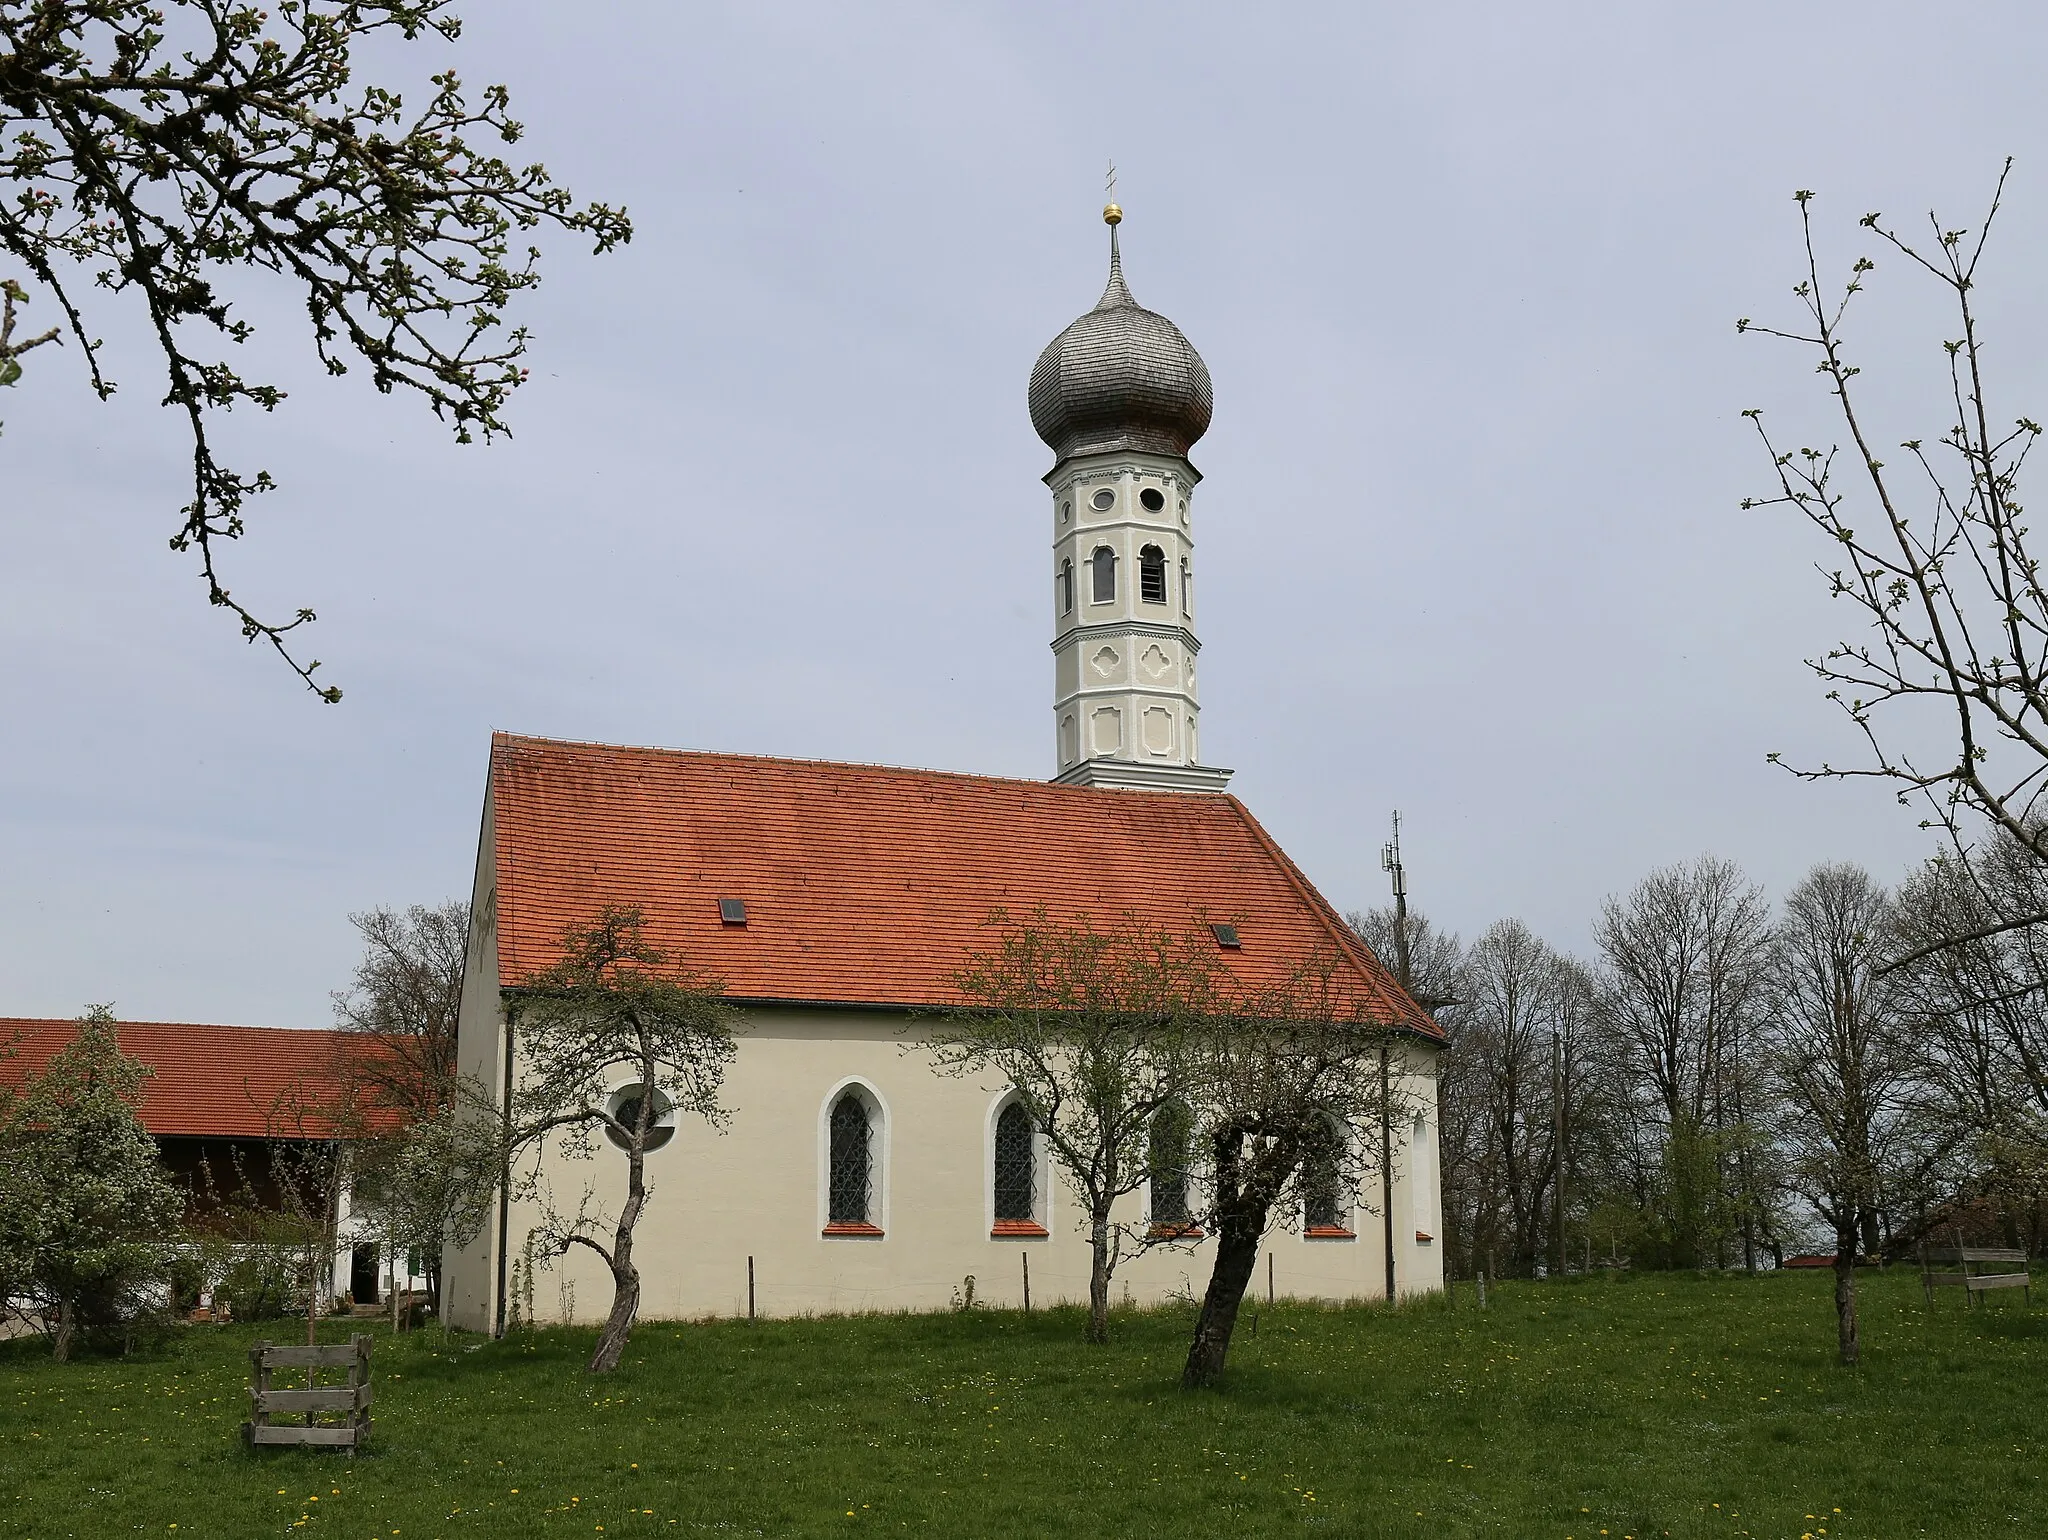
[5,1,2044,1026]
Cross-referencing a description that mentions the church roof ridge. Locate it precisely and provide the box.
[490,731,1229,804]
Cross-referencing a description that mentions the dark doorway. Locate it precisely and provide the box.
[350,1243,380,1306]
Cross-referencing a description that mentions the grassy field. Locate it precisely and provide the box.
[1,1267,2040,1539]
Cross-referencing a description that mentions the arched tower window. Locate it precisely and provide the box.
[1303,1116,1353,1237]
[1090,546,1117,604]
[824,1088,881,1236]
[1149,1101,1199,1235]
[1179,558,1192,618]
[1139,544,1167,605]
[1060,558,1074,615]
[992,1101,1040,1233]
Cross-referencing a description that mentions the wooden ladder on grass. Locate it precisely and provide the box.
[243,1336,373,1451]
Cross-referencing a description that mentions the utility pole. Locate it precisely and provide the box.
[1552,1027,1567,1275]
[1378,813,1410,1303]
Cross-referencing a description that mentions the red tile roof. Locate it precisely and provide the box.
[0,1019,374,1139]
[488,734,1437,1036]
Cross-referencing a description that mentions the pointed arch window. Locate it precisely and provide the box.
[1148,1101,1201,1238]
[824,1088,882,1237]
[1090,546,1117,604]
[992,1100,1045,1236]
[1060,558,1075,615]
[1303,1116,1354,1238]
[1139,544,1167,605]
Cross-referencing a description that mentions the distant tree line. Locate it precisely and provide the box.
[1354,837,2048,1363]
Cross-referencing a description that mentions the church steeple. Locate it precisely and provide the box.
[1030,204,1231,794]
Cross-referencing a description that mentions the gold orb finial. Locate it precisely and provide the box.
[1103,202,1122,226]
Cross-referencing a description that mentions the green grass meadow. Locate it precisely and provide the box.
[1,1267,2040,1538]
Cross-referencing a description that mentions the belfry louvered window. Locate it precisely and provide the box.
[1149,1102,1194,1227]
[1090,546,1117,604]
[828,1092,873,1227]
[1139,544,1167,604]
[993,1101,1036,1223]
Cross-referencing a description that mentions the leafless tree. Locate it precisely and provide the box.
[1741,165,2048,960]
[1765,863,1919,1365]
[327,900,476,1315]
[936,909,1217,1346]
[1456,921,1601,1279]
[1592,856,1775,1269]
[1890,837,2048,1246]
[331,901,469,1122]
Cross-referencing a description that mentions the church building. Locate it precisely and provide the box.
[442,206,1443,1332]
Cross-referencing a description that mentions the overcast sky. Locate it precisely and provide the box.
[5,1,2045,1027]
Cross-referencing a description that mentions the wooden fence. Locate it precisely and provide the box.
[1919,1240,2032,1306]
[243,1336,373,1450]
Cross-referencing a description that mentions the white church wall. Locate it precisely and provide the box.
[443,782,505,1333]
[446,994,1442,1330]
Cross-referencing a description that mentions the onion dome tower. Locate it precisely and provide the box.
[1031,203,1231,792]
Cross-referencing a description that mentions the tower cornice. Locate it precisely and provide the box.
[1051,620,1201,655]
[1042,452,1202,490]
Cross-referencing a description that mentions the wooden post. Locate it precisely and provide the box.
[1477,1269,1488,1311]
[747,1255,755,1322]
[352,1333,371,1455]
[1022,1251,1031,1313]
[246,1341,272,1447]
[1380,1045,1396,1302]
[1267,1253,1275,1306]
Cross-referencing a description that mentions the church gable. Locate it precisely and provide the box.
[484,733,1433,1033]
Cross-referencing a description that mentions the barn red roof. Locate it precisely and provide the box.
[0,1019,374,1139]
[488,734,1437,1036]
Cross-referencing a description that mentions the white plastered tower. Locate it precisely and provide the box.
[1029,205,1232,794]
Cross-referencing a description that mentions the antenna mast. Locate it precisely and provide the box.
[1381,810,1412,990]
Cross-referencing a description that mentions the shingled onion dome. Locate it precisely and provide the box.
[1028,206,1213,465]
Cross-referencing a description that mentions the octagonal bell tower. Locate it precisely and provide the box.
[1029,204,1232,793]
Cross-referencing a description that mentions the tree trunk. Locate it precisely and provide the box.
[51,1296,75,1362]
[1181,1210,1264,1390]
[1087,1208,1112,1346]
[589,1262,641,1373]
[588,1129,649,1374]
[1833,1225,1859,1367]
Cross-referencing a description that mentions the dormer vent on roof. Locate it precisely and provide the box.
[719,898,748,926]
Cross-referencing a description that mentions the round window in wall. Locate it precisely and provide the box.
[1090,488,1116,512]
[605,1085,676,1151]
[1139,488,1165,512]
[1060,500,1072,522]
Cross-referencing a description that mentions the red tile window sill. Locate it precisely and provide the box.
[1305,1225,1357,1241]
[1148,1221,1206,1241]
[821,1221,884,1239]
[990,1219,1049,1239]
